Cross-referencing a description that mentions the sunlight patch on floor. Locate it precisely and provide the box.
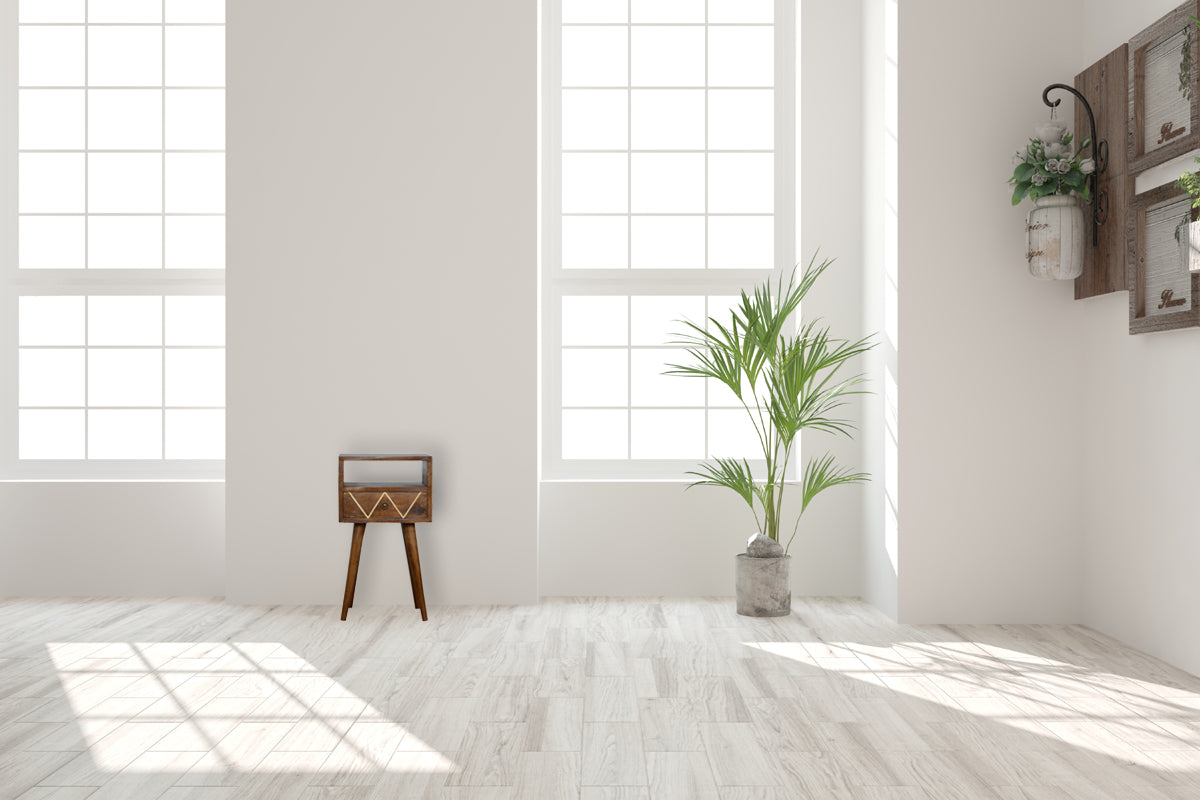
[46,641,457,774]
[743,636,1200,769]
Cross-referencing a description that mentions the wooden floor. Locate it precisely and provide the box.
[2,598,1200,800]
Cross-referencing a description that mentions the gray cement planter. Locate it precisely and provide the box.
[735,553,791,617]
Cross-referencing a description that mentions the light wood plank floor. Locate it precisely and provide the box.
[1,597,1199,799]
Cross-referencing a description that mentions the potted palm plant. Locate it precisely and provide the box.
[667,255,874,616]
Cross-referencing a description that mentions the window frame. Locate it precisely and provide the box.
[0,0,226,481]
[541,0,797,481]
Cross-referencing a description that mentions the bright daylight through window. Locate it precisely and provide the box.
[5,0,225,479]
[543,0,794,478]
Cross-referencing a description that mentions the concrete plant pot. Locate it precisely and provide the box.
[735,553,791,617]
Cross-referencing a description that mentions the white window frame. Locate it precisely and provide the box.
[541,0,797,480]
[0,0,225,480]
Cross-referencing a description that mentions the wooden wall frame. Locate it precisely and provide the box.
[1127,182,1200,334]
[1075,45,1130,299]
[1129,0,1200,174]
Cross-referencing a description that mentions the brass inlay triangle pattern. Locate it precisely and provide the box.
[344,491,423,519]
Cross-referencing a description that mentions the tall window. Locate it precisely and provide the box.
[543,0,795,479]
[3,0,225,479]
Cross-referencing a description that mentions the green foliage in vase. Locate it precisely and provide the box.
[1009,123,1094,207]
[665,256,874,554]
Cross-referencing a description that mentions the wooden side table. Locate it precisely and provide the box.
[338,454,432,621]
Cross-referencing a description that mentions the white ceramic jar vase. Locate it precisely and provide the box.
[1026,194,1084,280]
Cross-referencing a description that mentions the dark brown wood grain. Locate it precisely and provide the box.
[1128,0,1200,174]
[1127,181,1200,334]
[340,523,366,621]
[337,454,434,621]
[403,522,428,622]
[1075,44,1130,299]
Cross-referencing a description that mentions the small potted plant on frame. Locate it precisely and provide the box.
[667,255,874,617]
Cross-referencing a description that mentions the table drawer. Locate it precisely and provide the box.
[341,489,430,522]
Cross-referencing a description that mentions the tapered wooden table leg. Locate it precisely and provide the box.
[402,532,418,610]
[341,523,366,621]
[402,522,428,621]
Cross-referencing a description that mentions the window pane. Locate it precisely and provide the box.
[20,217,85,270]
[709,90,773,150]
[89,0,161,22]
[630,410,704,458]
[562,153,627,213]
[562,296,627,345]
[166,217,226,270]
[563,0,626,23]
[631,295,703,346]
[165,410,224,458]
[19,27,84,86]
[562,89,627,150]
[709,27,773,87]
[20,0,85,23]
[631,153,703,213]
[89,153,162,213]
[709,408,761,458]
[631,0,703,23]
[88,89,163,149]
[19,349,85,406]
[630,216,704,270]
[165,296,224,345]
[631,90,704,150]
[88,27,162,86]
[19,296,85,345]
[166,349,224,406]
[709,0,772,23]
[562,410,627,459]
[20,410,85,459]
[20,89,85,149]
[165,0,225,23]
[708,216,773,270]
[166,153,225,213]
[709,153,773,213]
[562,27,627,87]
[89,217,163,270]
[165,26,225,86]
[88,296,163,345]
[631,27,704,87]
[631,349,703,407]
[20,154,84,213]
[88,410,162,458]
[562,216,627,270]
[562,349,628,406]
[165,89,225,149]
[88,349,162,406]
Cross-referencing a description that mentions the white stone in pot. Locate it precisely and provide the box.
[746,532,784,558]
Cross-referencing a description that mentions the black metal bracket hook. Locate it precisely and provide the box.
[1042,83,1106,246]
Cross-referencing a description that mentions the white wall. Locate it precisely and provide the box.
[225,0,539,605]
[538,0,870,599]
[1079,1,1200,676]
[0,483,224,596]
[897,0,1086,623]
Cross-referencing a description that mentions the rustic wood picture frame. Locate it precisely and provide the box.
[1075,44,1130,299]
[1128,0,1200,175]
[1127,182,1200,335]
